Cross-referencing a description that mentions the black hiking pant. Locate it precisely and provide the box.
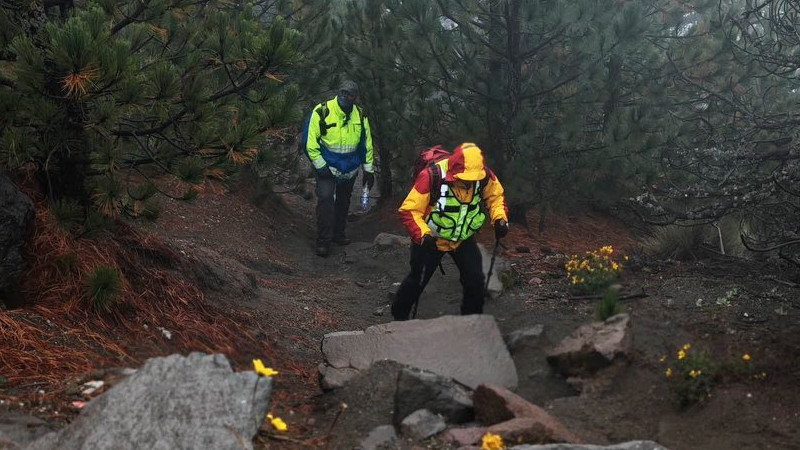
[315,174,356,244]
[392,236,485,320]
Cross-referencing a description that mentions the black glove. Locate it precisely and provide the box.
[494,219,509,240]
[363,171,375,189]
[421,234,437,251]
[316,165,334,179]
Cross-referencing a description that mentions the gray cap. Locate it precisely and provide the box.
[340,80,359,95]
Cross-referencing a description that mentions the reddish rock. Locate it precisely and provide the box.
[439,426,487,446]
[488,417,549,446]
[473,383,582,444]
[546,313,632,377]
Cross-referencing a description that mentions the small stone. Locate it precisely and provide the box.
[528,277,543,285]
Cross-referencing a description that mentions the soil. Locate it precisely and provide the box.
[4,175,800,450]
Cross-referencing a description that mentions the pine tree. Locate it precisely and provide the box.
[0,0,301,219]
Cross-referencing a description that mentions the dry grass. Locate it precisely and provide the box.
[0,185,270,402]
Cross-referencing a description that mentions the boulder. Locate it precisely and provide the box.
[27,353,271,450]
[472,383,581,444]
[320,315,518,390]
[440,427,488,446]
[0,173,34,307]
[488,417,552,446]
[357,425,397,450]
[394,367,474,426]
[0,413,52,449]
[373,233,411,250]
[509,441,668,450]
[546,314,632,377]
[400,409,446,440]
[505,324,547,354]
[318,364,360,390]
[477,242,509,299]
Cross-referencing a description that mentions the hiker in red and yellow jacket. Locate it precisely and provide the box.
[393,143,509,320]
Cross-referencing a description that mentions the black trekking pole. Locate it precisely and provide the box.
[483,237,501,300]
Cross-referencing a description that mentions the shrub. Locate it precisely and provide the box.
[84,265,122,313]
[565,245,624,294]
[51,199,84,233]
[640,225,704,260]
[662,343,718,407]
[595,285,625,321]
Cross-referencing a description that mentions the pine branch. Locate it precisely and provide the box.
[111,0,152,35]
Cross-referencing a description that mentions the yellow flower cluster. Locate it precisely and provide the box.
[689,369,703,378]
[742,353,751,362]
[565,245,624,288]
[481,432,505,450]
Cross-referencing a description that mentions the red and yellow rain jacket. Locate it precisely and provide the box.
[399,149,508,252]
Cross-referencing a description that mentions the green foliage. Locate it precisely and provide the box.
[84,265,122,313]
[641,226,705,261]
[1,0,302,216]
[51,199,84,233]
[595,286,624,321]
[663,344,718,407]
[53,251,79,276]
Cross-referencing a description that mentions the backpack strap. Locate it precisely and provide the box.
[428,165,442,207]
[316,104,333,136]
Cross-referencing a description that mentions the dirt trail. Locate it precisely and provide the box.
[150,182,800,450]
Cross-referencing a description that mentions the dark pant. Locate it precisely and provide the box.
[391,236,485,320]
[315,175,356,244]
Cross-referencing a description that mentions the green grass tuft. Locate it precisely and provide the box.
[85,265,122,313]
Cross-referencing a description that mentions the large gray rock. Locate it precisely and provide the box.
[509,442,668,450]
[320,315,518,390]
[546,314,632,377]
[0,413,52,450]
[0,172,34,306]
[399,409,446,440]
[357,425,397,450]
[27,353,271,450]
[394,367,474,426]
[478,242,509,299]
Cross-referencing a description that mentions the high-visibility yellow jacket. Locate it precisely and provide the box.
[304,97,374,179]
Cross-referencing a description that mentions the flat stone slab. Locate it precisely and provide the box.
[321,315,518,389]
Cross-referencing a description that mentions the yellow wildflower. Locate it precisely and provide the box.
[253,359,279,377]
[689,369,702,378]
[481,432,505,450]
[742,353,751,362]
[659,355,667,363]
[665,367,673,378]
[611,262,620,271]
[682,343,691,351]
[266,413,288,431]
[677,350,686,360]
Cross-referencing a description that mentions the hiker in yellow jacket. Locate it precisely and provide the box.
[393,143,508,320]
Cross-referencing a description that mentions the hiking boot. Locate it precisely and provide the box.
[332,236,351,245]
[315,242,330,257]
